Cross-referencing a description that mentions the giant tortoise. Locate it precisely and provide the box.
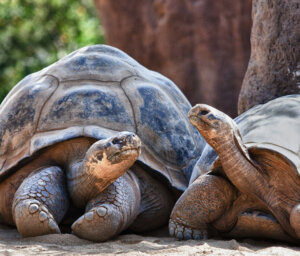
[0,45,205,242]
[170,95,300,242]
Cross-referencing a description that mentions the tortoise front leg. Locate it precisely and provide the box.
[12,166,69,237]
[169,174,235,240]
[71,171,141,242]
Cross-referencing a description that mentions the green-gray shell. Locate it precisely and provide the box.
[0,45,205,191]
[191,95,300,184]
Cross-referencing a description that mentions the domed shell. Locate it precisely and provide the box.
[190,95,300,184]
[0,45,205,191]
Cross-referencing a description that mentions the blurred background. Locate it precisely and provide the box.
[0,0,104,103]
[0,0,253,116]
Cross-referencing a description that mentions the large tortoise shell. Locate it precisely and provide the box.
[0,45,205,191]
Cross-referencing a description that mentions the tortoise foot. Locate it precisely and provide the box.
[169,175,235,240]
[14,199,60,237]
[72,172,141,242]
[169,219,208,240]
[72,204,122,242]
[12,166,68,237]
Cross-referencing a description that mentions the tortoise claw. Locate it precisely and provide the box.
[169,219,208,240]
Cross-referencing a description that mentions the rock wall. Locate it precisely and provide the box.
[238,0,300,114]
[94,0,252,116]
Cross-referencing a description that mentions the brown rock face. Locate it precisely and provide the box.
[94,0,252,117]
[238,0,300,114]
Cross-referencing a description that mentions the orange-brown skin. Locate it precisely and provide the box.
[0,134,175,242]
[170,103,300,242]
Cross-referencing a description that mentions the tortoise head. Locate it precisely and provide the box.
[188,104,238,150]
[86,132,141,168]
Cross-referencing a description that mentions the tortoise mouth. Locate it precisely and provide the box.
[107,146,140,162]
[189,115,214,128]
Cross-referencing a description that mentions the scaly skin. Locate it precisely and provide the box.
[72,171,141,242]
[72,164,175,242]
[187,104,300,240]
[12,166,69,237]
[170,174,236,240]
[2,132,143,240]
[5,132,173,241]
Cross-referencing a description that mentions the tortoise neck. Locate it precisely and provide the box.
[214,134,266,197]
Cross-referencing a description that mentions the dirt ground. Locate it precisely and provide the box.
[1,225,300,255]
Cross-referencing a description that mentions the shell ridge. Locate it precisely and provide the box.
[122,74,203,170]
[53,77,137,85]
[246,142,300,156]
[165,166,173,186]
[33,125,123,135]
[156,84,204,164]
[34,75,60,135]
[140,75,204,158]
[0,158,6,172]
[120,76,138,134]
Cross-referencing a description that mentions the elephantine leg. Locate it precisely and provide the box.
[67,132,141,208]
[71,171,141,242]
[12,166,69,237]
[169,175,235,240]
[129,164,175,232]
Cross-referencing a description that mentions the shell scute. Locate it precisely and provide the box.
[37,83,135,133]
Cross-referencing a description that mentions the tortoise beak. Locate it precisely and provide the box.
[188,104,224,132]
[111,132,141,152]
[188,104,213,126]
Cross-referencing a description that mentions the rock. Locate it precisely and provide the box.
[238,0,300,114]
[94,0,252,116]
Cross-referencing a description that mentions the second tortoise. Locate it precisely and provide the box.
[170,95,300,242]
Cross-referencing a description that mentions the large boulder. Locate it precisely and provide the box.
[238,0,300,114]
[94,0,252,116]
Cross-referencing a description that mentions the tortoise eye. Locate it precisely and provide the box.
[199,110,209,116]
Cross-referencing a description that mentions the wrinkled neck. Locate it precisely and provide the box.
[213,135,266,197]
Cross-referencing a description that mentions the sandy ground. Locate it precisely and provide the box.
[0,225,299,256]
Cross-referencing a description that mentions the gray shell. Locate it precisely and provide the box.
[0,45,205,191]
[190,95,300,184]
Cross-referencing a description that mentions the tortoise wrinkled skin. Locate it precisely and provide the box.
[0,45,205,242]
[170,95,300,243]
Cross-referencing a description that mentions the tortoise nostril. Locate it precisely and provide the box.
[112,138,120,145]
[199,110,209,116]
